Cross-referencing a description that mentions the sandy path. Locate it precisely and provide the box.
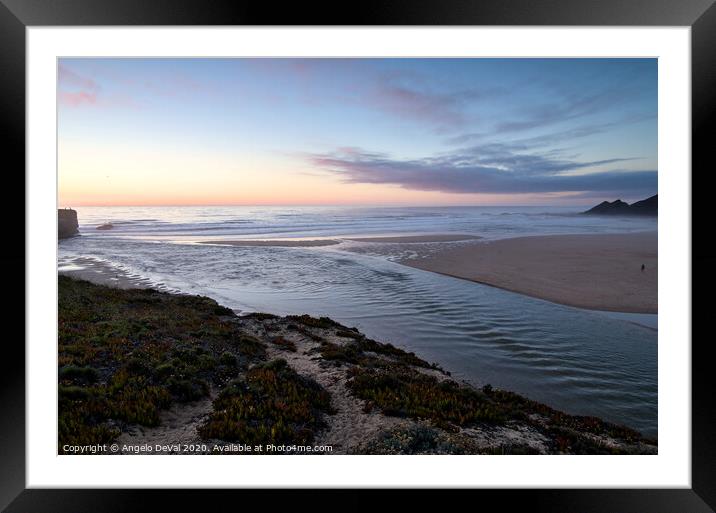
[115,393,214,453]
[401,232,657,313]
[254,325,409,454]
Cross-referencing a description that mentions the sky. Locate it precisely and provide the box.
[58,58,657,207]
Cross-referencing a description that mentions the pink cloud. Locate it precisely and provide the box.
[58,64,102,107]
[58,64,141,109]
[58,91,98,106]
[58,65,99,91]
[58,90,140,109]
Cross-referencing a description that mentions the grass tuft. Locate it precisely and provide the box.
[270,336,297,352]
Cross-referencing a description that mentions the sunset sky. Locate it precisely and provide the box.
[58,58,657,207]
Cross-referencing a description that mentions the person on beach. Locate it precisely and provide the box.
[641,264,645,272]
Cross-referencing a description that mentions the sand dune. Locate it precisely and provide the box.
[401,232,657,314]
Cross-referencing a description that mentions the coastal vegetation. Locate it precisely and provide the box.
[58,276,656,455]
[58,276,263,452]
[198,359,333,444]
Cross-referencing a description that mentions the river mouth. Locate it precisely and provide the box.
[59,231,657,438]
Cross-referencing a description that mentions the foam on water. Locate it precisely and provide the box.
[72,205,656,242]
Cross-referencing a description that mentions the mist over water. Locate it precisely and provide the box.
[59,206,657,437]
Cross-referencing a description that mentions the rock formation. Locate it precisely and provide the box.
[58,209,79,239]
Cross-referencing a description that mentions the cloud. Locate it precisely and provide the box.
[369,84,491,128]
[58,64,101,107]
[58,91,98,106]
[309,146,656,196]
[58,64,140,109]
[58,65,99,91]
[447,113,655,147]
[236,62,503,130]
[358,63,653,136]
[492,80,650,135]
[362,71,504,130]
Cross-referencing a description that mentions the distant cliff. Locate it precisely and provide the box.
[583,194,657,217]
[58,209,79,239]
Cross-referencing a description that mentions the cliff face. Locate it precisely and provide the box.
[583,194,657,217]
[58,209,79,239]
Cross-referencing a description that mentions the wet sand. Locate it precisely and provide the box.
[200,235,481,247]
[400,232,657,314]
[58,257,157,290]
[200,239,340,247]
[347,234,481,243]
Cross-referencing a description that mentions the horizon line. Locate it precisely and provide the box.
[57,202,645,209]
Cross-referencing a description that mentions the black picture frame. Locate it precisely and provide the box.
[2,1,714,511]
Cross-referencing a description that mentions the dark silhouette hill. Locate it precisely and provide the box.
[583,194,657,216]
[628,194,658,216]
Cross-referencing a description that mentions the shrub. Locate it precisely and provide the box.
[481,386,644,444]
[347,366,502,429]
[286,314,342,329]
[335,330,362,340]
[59,384,91,400]
[319,338,437,370]
[242,312,278,321]
[270,336,297,352]
[124,357,152,377]
[167,377,209,402]
[198,359,333,444]
[219,351,238,367]
[59,365,99,385]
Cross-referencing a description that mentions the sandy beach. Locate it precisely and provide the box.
[401,232,657,314]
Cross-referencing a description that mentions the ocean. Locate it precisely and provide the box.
[58,206,658,437]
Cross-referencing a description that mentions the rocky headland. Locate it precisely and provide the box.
[583,194,658,216]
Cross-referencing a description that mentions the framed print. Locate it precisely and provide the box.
[2,0,715,511]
